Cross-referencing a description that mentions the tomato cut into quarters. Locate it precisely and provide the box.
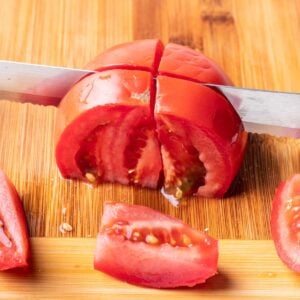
[56,39,247,199]
[0,170,30,270]
[94,202,218,288]
[271,174,300,273]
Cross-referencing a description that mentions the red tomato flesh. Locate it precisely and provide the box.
[55,69,162,187]
[56,39,247,199]
[271,174,300,273]
[94,202,218,288]
[0,170,29,270]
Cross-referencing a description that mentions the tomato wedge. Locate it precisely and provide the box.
[271,174,300,273]
[55,39,247,198]
[0,170,30,270]
[94,202,218,288]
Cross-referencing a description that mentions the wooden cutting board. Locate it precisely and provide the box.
[0,0,300,297]
[0,238,299,299]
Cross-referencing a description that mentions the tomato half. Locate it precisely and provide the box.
[0,170,30,270]
[94,202,218,288]
[55,39,247,198]
[271,174,300,273]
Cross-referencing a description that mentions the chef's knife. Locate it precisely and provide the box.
[0,60,299,138]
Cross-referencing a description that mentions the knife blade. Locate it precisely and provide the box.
[204,83,300,138]
[0,60,299,138]
[0,60,94,106]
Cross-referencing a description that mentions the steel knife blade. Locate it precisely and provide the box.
[0,60,299,138]
[0,60,94,106]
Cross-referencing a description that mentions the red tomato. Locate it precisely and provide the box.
[56,69,162,188]
[158,43,233,84]
[85,39,164,73]
[271,174,300,273]
[94,202,218,288]
[0,170,30,270]
[56,39,247,198]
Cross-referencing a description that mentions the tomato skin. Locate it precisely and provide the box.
[94,202,218,288]
[155,76,247,197]
[85,39,164,73]
[271,174,300,273]
[0,171,29,271]
[158,43,233,84]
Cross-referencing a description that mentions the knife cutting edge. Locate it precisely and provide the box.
[0,60,299,138]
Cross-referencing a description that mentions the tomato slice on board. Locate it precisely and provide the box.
[0,170,29,271]
[271,174,300,273]
[94,202,218,288]
[56,39,247,198]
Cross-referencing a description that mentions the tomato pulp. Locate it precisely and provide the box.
[56,39,247,199]
[271,174,300,273]
[0,170,30,270]
[94,202,218,288]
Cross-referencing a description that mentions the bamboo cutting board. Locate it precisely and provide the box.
[0,238,299,300]
[0,0,300,298]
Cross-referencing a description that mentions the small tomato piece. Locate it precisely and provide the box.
[0,170,30,270]
[271,174,300,273]
[94,202,218,288]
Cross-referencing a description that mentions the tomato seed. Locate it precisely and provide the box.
[175,187,183,199]
[145,234,159,245]
[59,222,73,234]
[85,172,96,182]
[182,234,192,246]
[132,231,141,241]
[170,237,177,246]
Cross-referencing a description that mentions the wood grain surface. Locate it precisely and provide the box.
[0,238,299,299]
[0,0,300,242]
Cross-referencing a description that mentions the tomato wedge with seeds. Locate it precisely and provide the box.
[55,39,247,198]
[56,69,162,187]
[155,75,247,197]
[271,174,300,273]
[94,202,218,288]
[0,170,30,270]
